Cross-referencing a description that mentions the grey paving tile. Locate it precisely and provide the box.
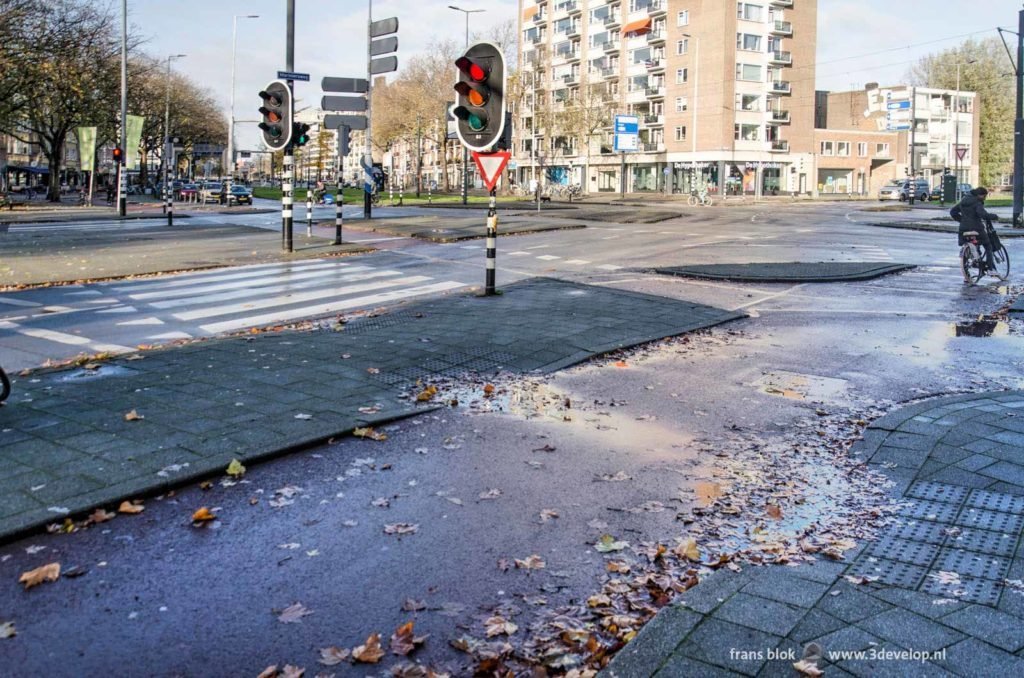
[712,593,806,636]
[674,618,781,676]
[856,608,965,652]
[678,570,753,615]
[652,654,738,678]
[868,587,969,620]
[787,609,847,644]
[939,605,1024,652]
[740,568,830,608]
[817,585,894,623]
[935,637,1024,676]
[954,454,999,472]
[602,604,702,678]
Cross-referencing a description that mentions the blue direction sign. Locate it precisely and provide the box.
[277,71,310,82]
[886,101,911,110]
[613,114,639,152]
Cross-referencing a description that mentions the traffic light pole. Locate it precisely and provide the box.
[118,0,127,217]
[1014,9,1024,228]
[485,186,497,295]
[908,87,916,206]
[282,0,295,252]
[364,0,374,220]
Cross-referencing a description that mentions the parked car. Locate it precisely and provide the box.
[229,185,252,205]
[929,182,973,201]
[179,183,199,200]
[199,181,224,203]
[878,180,903,201]
[900,178,930,202]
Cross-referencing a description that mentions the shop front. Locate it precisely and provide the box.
[671,162,719,195]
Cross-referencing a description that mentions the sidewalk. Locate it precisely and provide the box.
[604,391,1024,677]
[0,278,743,540]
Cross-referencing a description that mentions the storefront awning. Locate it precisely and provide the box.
[621,18,651,36]
[522,5,539,20]
[3,165,49,175]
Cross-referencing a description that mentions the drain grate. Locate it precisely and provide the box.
[905,481,969,505]
[899,499,961,523]
[368,372,411,387]
[887,519,950,545]
[866,537,940,567]
[933,548,1011,580]
[921,572,1002,606]
[955,508,1024,534]
[966,489,1024,515]
[344,311,420,334]
[849,556,928,588]
[944,527,1019,557]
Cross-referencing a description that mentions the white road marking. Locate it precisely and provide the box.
[0,297,42,308]
[126,264,374,301]
[148,331,192,340]
[596,264,624,271]
[564,259,590,265]
[200,280,465,333]
[0,320,132,353]
[526,244,550,250]
[117,317,165,326]
[460,245,481,250]
[97,306,138,314]
[109,258,341,292]
[507,251,532,256]
[536,255,561,261]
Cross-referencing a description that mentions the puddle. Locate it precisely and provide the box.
[694,481,723,508]
[59,364,138,381]
[427,380,571,421]
[756,370,849,402]
[950,320,1010,338]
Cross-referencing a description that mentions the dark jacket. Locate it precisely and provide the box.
[951,194,998,235]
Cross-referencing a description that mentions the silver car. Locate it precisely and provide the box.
[878,180,902,201]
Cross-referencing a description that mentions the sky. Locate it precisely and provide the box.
[131,0,1020,152]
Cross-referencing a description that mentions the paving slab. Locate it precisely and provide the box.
[349,214,585,242]
[653,262,914,283]
[0,277,743,541]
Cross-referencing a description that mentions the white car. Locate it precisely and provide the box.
[878,181,902,201]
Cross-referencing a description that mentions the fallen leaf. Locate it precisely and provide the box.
[483,383,495,396]
[384,523,419,536]
[402,598,426,612]
[226,459,246,477]
[191,507,216,523]
[606,561,631,574]
[280,666,304,678]
[353,632,386,663]
[257,666,278,678]
[532,444,556,453]
[596,471,632,482]
[277,602,313,623]
[416,385,438,402]
[484,616,518,637]
[614,360,629,368]
[18,562,60,590]
[372,497,391,508]
[793,659,823,677]
[117,500,144,514]
[673,538,700,562]
[539,509,559,522]
[766,503,783,520]
[497,558,511,571]
[353,427,388,442]
[123,409,144,421]
[318,646,351,666]
[366,367,380,374]
[445,497,463,506]
[0,622,15,639]
[843,575,879,585]
[390,620,429,656]
[594,535,629,553]
[587,594,612,607]
[89,508,116,524]
[478,488,502,500]
[294,413,313,420]
[514,554,546,570]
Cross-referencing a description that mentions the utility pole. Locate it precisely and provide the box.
[364,0,374,219]
[908,86,916,206]
[118,0,127,217]
[1014,9,1024,227]
[416,114,422,198]
[283,0,295,252]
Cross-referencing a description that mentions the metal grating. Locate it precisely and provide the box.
[920,572,1002,606]
[849,556,928,588]
[344,311,420,334]
[899,499,961,523]
[933,548,1011,580]
[887,519,950,546]
[368,372,410,386]
[866,537,941,567]
[944,527,1019,558]
[955,508,1024,534]
[966,489,1024,514]
[906,481,969,505]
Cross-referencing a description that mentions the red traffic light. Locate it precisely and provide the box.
[455,56,487,82]
[112,147,123,163]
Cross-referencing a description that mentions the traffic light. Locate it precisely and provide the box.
[453,41,506,152]
[338,125,352,158]
[258,80,292,151]
[293,123,311,147]
[112,147,123,164]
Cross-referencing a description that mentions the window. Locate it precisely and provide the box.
[737,3,763,22]
[675,126,687,141]
[675,96,688,112]
[676,39,688,55]
[820,141,834,156]
[735,93,760,111]
[837,142,850,157]
[590,6,611,22]
[735,63,761,81]
[734,124,759,141]
[554,18,572,34]
[590,31,610,48]
[876,143,890,157]
[631,47,651,64]
[676,68,688,84]
[736,33,761,51]
[628,75,649,92]
[677,10,689,26]
[858,142,867,157]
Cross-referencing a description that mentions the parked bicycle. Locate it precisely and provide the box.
[960,218,1010,284]
[688,190,713,207]
[0,365,10,404]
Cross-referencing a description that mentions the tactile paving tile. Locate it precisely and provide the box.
[933,548,1011,581]
[849,556,928,588]
[966,489,1024,515]
[866,536,941,567]
[955,508,1024,534]
[944,527,1019,557]
[887,519,951,546]
[921,572,1002,606]
[899,499,962,523]
[906,481,970,505]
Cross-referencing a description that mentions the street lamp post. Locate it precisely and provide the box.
[164,53,186,225]
[448,5,486,205]
[227,14,259,205]
[118,0,127,216]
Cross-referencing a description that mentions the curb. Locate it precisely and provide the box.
[652,263,915,283]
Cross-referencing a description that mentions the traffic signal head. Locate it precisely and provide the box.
[453,41,506,152]
[258,80,292,150]
[293,123,311,147]
[338,125,352,158]
[112,147,123,164]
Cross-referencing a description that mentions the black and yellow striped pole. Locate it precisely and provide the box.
[485,186,497,295]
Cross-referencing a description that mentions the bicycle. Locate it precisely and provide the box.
[688,190,713,207]
[0,365,10,404]
[370,189,382,207]
[567,183,583,201]
[960,219,1010,284]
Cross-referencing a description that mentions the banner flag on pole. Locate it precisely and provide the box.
[125,115,145,169]
[75,127,97,172]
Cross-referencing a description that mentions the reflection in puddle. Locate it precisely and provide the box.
[59,364,137,381]
[694,481,723,507]
[950,320,1009,338]
[756,370,849,402]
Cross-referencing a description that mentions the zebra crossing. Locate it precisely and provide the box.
[0,258,467,367]
[849,244,895,262]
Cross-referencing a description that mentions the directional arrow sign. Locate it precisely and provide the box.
[322,77,368,93]
[370,56,398,75]
[371,36,398,56]
[472,150,511,192]
[370,17,398,37]
[324,114,367,131]
[322,96,367,112]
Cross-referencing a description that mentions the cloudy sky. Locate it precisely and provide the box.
[132,0,1018,150]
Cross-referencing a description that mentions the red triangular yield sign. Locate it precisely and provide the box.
[956,147,967,161]
[472,151,511,192]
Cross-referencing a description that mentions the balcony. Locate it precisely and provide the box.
[643,114,663,125]
[645,86,664,98]
[567,23,581,38]
[602,67,619,79]
[769,50,792,65]
[648,0,666,17]
[645,59,664,71]
[554,1,577,16]
[603,13,620,28]
[647,30,665,44]
[769,140,789,152]
[640,141,665,152]
[603,40,620,53]
[567,1,582,15]
[770,20,793,36]
[768,109,790,123]
[769,80,791,94]
[770,0,793,6]
[562,72,580,85]
[533,12,546,24]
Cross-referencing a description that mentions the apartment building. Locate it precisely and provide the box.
[820,85,980,191]
[517,0,817,196]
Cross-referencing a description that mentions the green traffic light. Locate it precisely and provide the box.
[468,113,485,131]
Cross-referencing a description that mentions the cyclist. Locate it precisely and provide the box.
[951,187,999,272]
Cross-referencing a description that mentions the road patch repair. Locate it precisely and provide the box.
[653,262,914,283]
[0,277,743,540]
[517,206,683,224]
[341,215,585,242]
[865,219,1024,237]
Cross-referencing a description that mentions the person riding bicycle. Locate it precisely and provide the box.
[951,187,998,272]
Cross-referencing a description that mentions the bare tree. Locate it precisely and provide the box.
[555,83,614,192]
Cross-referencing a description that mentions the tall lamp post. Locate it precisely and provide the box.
[682,33,699,193]
[118,0,127,216]
[164,54,186,223]
[953,58,975,202]
[448,4,486,205]
[227,14,259,203]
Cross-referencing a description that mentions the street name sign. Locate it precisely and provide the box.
[613,114,639,152]
[278,71,310,82]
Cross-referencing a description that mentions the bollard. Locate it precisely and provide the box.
[399,178,403,206]
[166,185,173,227]
[389,178,393,206]
[333,188,343,246]
[306,189,313,237]
[282,156,293,252]
[428,181,432,205]
[485,187,497,295]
